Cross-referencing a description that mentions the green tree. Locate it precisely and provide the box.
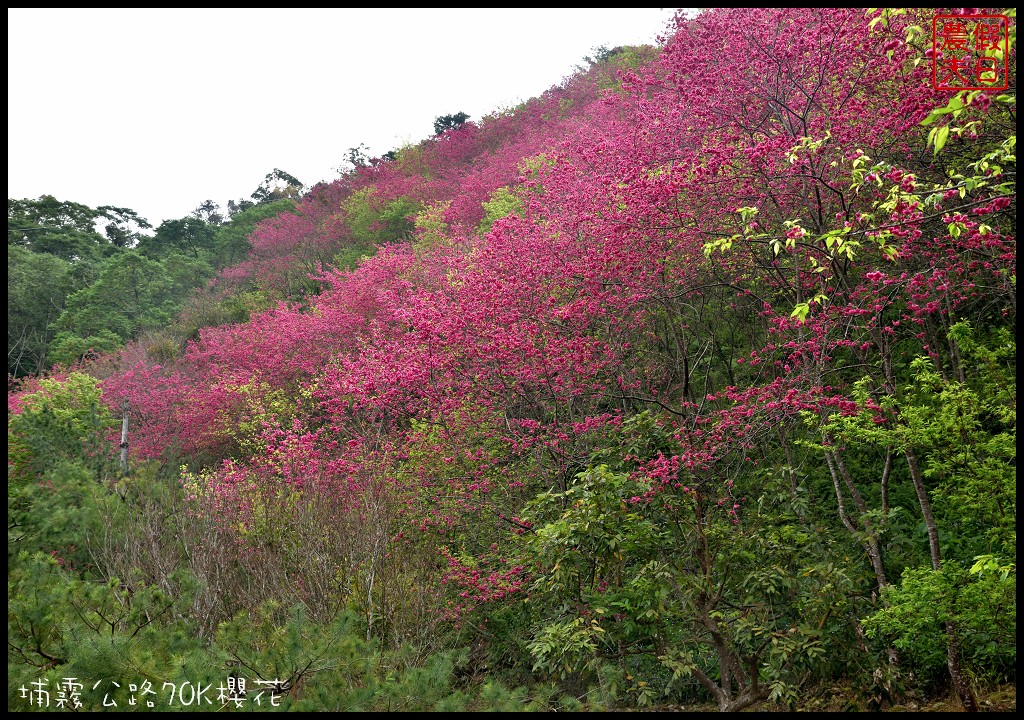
[48,250,213,365]
[433,111,470,135]
[848,325,1017,694]
[95,205,153,248]
[8,373,118,560]
[8,195,123,262]
[250,168,304,206]
[7,246,89,375]
[521,415,848,711]
[338,143,372,172]
[138,216,216,259]
[191,199,224,226]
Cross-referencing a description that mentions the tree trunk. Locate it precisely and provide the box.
[905,449,978,712]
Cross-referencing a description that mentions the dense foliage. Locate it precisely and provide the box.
[8,7,1015,712]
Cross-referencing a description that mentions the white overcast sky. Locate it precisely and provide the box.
[8,8,680,227]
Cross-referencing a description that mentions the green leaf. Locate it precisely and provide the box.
[921,95,964,126]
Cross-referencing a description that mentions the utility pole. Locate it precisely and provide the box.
[119,398,130,474]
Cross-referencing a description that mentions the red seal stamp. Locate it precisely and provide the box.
[932,14,1010,91]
